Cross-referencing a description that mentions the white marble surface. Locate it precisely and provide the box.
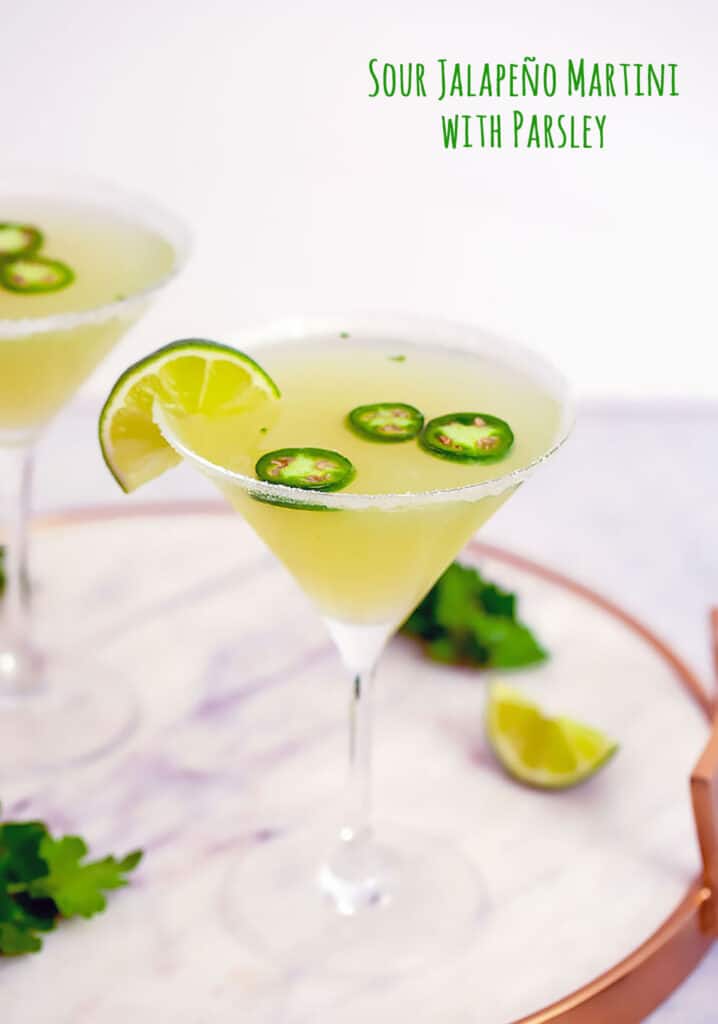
[2,396,715,1022]
[0,512,710,1023]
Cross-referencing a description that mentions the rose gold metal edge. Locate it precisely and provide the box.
[511,884,713,1024]
[690,609,718,937]
[33,500,229,530]
[711,608,718,713]
[29,504,717,1024]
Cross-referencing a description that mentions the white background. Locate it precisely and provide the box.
[4,0,717,400]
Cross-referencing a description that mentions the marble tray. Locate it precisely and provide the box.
[1,504,713,1023]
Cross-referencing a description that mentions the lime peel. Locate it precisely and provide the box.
[486,682,618,789]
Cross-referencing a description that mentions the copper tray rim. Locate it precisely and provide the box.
[31,499,717,1024]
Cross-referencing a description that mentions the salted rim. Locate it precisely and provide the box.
[0,171,190,339]
[154,313,576,510]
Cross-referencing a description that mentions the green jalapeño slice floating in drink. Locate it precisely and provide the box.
[348,402,424,442]
[256,447,355,490]
[0,220,75,294]
[0,223,43,259]
[0,256,75,294]
[253,447,355,509]
[421,412,514,462]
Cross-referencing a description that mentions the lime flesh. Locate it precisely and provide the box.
[486,683,618,789]
[99,338,279,492]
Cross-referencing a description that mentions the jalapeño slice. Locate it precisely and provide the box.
[256,447,355,492]
[0,223,43,260]
[0,256,75,294]
[348,402,424,443]
[420,412,514,463]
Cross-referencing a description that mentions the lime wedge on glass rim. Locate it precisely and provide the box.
[486,683,618,789]
[99,339,279,492]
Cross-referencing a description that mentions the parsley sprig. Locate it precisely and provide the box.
[402,561,547,669]
[0,812,142,955]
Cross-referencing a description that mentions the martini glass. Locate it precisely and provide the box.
[0,170,189,772]
[157,314,574,972]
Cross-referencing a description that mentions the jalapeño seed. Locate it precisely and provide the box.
[348,402,424,443]
[420,412,514,462]
[0,223,43,260]
[0,256,75,294]
[255,447,355,491]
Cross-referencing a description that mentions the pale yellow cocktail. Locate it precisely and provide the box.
[169,337,563,627]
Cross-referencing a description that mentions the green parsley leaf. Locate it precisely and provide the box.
[0,921,44,955]
[0,886,55,956]
[0,821,50,883]
[402,561,547,670]
[0,809,142,954]
[30,836,142,918]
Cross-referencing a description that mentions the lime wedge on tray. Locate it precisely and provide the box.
[99,339,279,492]
[486,683,618,789]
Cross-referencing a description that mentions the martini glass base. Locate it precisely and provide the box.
[222,822,486,977]
[0,656,138,774]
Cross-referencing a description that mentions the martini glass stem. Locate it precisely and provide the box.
[319,633,388,915]
[344,666,375,843]
[0,444,39,696]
